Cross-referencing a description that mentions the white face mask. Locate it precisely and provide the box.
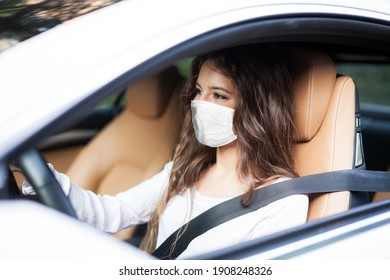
[191,100,237,147]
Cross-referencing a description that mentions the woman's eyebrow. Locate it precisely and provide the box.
[211,86,233,95]
[196,82,234,95]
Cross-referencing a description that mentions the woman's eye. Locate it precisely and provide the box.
[194,88,202,95]
[213,93,226,100]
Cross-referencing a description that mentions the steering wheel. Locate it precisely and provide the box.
[14,148,77,218]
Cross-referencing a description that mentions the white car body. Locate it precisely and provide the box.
[0,0,390,262]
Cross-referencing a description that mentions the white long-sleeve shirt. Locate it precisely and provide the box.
[23,162,308,258]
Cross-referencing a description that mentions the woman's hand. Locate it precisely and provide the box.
[21,163,72,196]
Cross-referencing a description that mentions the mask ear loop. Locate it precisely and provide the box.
[231,109,238,139]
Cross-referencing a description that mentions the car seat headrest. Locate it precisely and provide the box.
[285,48,337,142]
[126,66,181,119]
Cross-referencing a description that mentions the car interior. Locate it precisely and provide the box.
[9,41,390,247]
[282,47,366,220]
[65,66,184,240]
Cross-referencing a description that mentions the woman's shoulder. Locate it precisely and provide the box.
[163,160,174,172]
[260,176,308,213]
[276,177,308,198]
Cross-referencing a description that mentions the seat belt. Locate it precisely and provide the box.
[152,169,390,259]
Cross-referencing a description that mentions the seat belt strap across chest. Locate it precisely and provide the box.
[152,169,390,259]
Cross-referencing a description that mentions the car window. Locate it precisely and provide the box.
[175,57,193,78]
[97,93,123,109]
[0,0,122,52]
[336,63,390,107]
[97,57,193,109]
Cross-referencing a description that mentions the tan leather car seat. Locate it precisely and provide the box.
[285,48,365,221]
[66,66,184,239]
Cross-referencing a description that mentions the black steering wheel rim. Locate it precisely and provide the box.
[15,148,77,218]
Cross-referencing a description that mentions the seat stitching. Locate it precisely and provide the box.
[330,77,350,170]
[324,77,351,217]
[306,59,314,140]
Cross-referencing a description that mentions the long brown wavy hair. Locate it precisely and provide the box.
[140,45,299,254]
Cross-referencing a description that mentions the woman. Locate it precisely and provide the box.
[22,46,308,259]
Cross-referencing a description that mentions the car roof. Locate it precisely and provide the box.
[0,0,390,158]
